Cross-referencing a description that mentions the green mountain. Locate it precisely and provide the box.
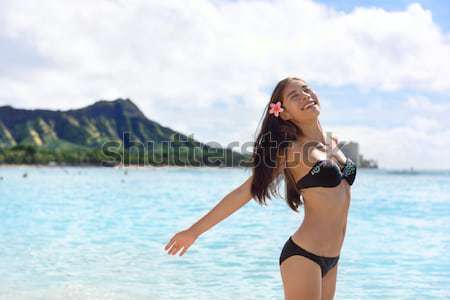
[0,98,251,166]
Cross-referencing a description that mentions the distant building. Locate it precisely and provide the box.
[339,140,378,168]
[358,154,378,168]
[340,141,359,165]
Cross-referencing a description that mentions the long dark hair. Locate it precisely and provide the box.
[250,76,304,212]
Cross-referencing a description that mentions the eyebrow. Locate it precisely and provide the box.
[286,85,308,100]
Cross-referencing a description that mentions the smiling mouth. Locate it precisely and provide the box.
[302,100,318,110]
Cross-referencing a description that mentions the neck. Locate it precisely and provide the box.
[294,118,327,144]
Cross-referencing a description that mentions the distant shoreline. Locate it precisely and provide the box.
[0,163,249,169]
[1,164,449,173]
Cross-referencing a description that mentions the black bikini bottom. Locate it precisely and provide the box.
[279,236,340,278]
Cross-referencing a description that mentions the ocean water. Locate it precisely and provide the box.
[0,166,449,300]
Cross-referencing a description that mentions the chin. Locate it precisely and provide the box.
[309,107,320,116]
[309,111,320,120]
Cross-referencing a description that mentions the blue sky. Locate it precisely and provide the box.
[319,0,450,30]
[0,0,449,169]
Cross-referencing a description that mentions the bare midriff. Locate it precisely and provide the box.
[291,179,352,257]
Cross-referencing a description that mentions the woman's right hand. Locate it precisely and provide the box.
[164,228,199,256]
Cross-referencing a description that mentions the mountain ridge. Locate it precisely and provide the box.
[0,98,196,148]
[0,98,250,166]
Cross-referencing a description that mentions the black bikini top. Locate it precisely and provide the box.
[294,158,357,190]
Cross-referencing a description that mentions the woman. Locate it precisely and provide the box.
[164,76,357,300]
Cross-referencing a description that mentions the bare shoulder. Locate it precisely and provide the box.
[281,141,308,177]
[329,133,348,165]
[330,132,339,144]
[327,132,342,151]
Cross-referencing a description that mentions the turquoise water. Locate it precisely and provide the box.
[0,166,449,300]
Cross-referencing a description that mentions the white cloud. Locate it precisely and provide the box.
[403,96,450,113]
[331,124,450,170]
[0,0,450,169]
[1,0,449,106]
[330,94,450,169]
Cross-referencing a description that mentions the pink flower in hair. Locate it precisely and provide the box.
[269,101,284,117]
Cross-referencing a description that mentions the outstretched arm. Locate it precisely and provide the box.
[188,174,254,236]
[164,174,254,256]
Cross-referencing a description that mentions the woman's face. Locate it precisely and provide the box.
[280,79,320,123]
